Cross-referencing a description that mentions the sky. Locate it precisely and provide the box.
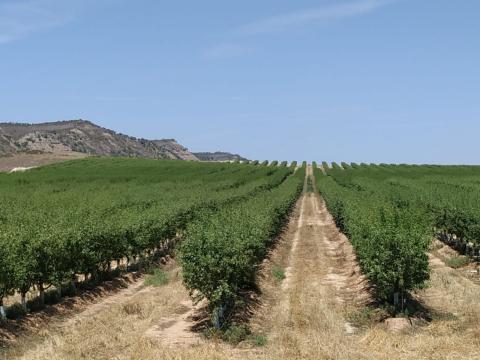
[0,0,479,164]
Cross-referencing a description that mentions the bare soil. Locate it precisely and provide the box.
[143,298,204,348]
[0,152,87,172]
[431,240,480,285]
[0,272,144,350]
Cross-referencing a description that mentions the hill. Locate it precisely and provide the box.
[0,120,199,161]
[193,151,248,162]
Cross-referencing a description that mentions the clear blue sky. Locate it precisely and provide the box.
[0,0,479,164]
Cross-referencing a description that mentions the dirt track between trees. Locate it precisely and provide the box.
[275,169,371,331]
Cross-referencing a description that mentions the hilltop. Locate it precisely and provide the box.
[0,120,198,161]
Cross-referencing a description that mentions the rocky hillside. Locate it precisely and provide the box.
[193,152,248,162]
[0,120,199,161]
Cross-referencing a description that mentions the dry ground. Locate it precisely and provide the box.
[2,168,480,359]
[0,152,87,172]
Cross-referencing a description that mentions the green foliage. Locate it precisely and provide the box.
[222,324,250,344]
[315,166,431,307]
[346,307,389,328]
[180,168,304,314]
[0,158,294,307]
[316,164,480,309]
[357,209,430,302]
[249,334,267,347]
[204,324,266,346]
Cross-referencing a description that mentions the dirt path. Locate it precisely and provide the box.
[57,278,149,330]
[279,168,370,318]
[3,264,203,360]
[144,300,198,347]
[419,252,480,325]
[430,240,480,285]
[256,166,372,359]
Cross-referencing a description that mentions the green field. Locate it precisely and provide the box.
[0,158,301,320]
[1,158,479,324]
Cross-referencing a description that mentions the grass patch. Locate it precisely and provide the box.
[271,266,286,281]
[346,307,389,328]
[222,324,250,344]
[122,302,151,319]
[248,333,267,347]
[445,256,469,269]
[430,310,458,322]
[144,269,168,287]
[203,324,253,345]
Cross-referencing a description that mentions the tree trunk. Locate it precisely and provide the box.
[0,299,6,320]
[393,292,399,313]
[21,292,27,312]
[71,279,77,295]
[401,289,405,313]
[212,304,226,329]
[38,284,45,306]
[92,269,98,282]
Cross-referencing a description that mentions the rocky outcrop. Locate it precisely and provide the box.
[0,120,199,161]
